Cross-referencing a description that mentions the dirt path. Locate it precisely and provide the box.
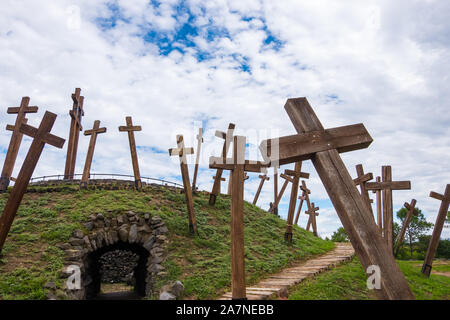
[219,243,355,300]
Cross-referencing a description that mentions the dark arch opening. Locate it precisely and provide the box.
[85,241,150,300]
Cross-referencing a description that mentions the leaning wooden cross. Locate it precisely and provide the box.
[260,97,414,300]
[294,180,311,225]
[169,135,198,235]
[64,88,84,180]
[209,123,235,205]
[305,202,319,237]
[191,128,203,192]
[80,121,107,188]
[0,111,65,252]
[394,199,418,256]
[353,164,374,220]
[365,166,411,253]
[119,117,142,190]
[0,97,38,192]
[422,184,450,277]
[213,175,226,195]
[210,135,267,300]
[252,170,269,205]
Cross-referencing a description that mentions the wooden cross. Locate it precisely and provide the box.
[0,97,38,192]
[260,98,414,299]
[372,176,383,235]
[80,120,107,188]
[252,171,269,205]
[169,135,197,235]
[191,128,203,192]
[365,166,411,253]
[213,175,226,195]
[353,164,374,219]
[305,202,319,237]
[209,123,235,205]
[285,161,309,242]
[422,184,450,277]
[0,111,65,252]
[294,180,311,225]
[64,88,84,180]
[227,172,248,196]
[119,116,142,190]
[394,199,418,256]
[210,136,267,300]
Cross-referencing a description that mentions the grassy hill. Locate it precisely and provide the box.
[0,184,334,300]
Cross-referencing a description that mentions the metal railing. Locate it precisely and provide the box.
[29,173,183,188]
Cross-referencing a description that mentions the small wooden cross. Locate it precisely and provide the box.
[394,199,418,256]
[210,123,235,205]
[0,111,65,252]
[64,88,84,180]
[119,116,142,190]
[213,175,226,195]
[372,176,383,235]
[285,161,310,242]
[210,135,266,300]
[192,128,204,192]
[0,97,38,192]
[80,120,107,188]
[294,180,311,225]
[422,184,450,277]
[169,135,197,235]
[353,164,374,219]
[260,98,414,299]
[366,166,411,253]
[305,202,319,236]
[252,171,269,205]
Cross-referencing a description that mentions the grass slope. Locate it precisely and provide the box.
[288,257,450,300]
[0,185,334,300]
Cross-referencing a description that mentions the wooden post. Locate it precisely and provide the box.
[213,175,226,195]
[268,173,293,214]
[0,97,38,192]
[169,135,197,235]
[394,199,418,256]
[252,173,269,205]
[354,164,374,220]
[64,88,84,180]
[119,117,142,190]
[80,121,107,188]
[372,176,383,235]
[305,202,319,236]
[272,166,279,215]
[294,180,311,225]
[260,98,414,299]
[192,128,203,192]
[366,166,411,253]
[0,111,65,252]
[230,173,248,195]
[285,162,304,242]
[209,123,235,205]
[422,184,450,277]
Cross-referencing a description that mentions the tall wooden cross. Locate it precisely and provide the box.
[353,164,374,219]
[169,135,197,235]
[372,176,383,235]
[252,171,269,205]
[365,166,411,252]
[80,121,107,188]
[305,202,319,237]
[0,97,38,192]
[284,162,309,241]
[422,184,450,277]
[213,175,226,195]
[192,128,203,192]
[394,199,418,256]
[0,111,65,252]
[294,180,311,225]
[210,135,267,300]
[260,98,414,300]
[119,117,142,190]
[209,123,235,205]
[64,88,84,180]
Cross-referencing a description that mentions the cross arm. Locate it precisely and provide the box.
[209,157,268,173]
[84,127,107,135]
[169,147,194,157]
[259,175,270,180]
[280,173,294,183]
[7,106,38,114]
[365,181,411,191]
[19,123,65,148]
[354,172,373,185]
[429,191,446,202]
[284,169,310,179]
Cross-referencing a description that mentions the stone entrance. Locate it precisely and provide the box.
[54,211,168,300]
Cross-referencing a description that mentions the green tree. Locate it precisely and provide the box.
[331,227,349,242]
[395,207,433,259]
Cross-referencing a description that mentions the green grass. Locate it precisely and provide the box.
[288,257,450,300]
[0,185,334,300]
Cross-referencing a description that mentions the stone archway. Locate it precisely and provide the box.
[56,211,168,300]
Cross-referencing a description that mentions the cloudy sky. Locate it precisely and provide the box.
[1,0,449,239]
